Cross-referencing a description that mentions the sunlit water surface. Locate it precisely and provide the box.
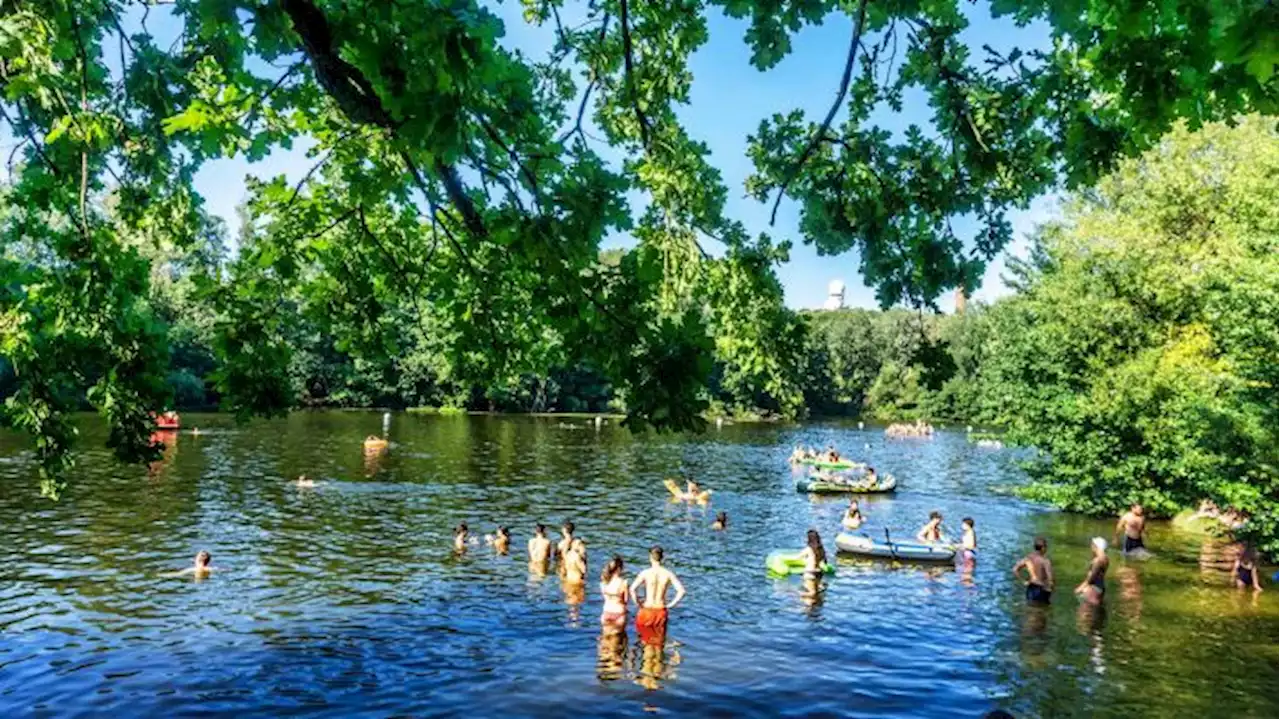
[1,413,1275,718]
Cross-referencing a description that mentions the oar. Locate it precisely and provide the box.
[884,527,899,561]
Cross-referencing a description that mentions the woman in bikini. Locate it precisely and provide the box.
[600,555,630,629]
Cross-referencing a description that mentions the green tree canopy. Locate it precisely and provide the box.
[0,0,1275,490]
[980,116,1279,553]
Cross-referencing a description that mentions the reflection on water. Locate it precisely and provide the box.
[0,413,1275,718]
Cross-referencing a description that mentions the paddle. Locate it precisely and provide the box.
[884,527,899,561]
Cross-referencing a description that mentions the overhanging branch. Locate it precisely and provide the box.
[769,0,869,225]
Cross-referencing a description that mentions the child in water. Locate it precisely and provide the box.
[1233,543,1262,591]
[711,511,728,530]
[843,500,864,529]
[959,518,977,565]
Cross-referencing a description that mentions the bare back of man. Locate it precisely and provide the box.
[630,547,686,646]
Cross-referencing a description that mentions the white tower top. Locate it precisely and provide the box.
[823,279,846,310]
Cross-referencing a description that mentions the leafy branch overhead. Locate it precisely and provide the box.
[0,0,1275,490]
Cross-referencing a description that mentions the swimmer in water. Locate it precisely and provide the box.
[1232,543,1262,591]
[1114,503,1147,555]
[1014,537,1055,604]
[295,474,315,488]
[843,499,864,529]
[917,510,944,542]
[800,529,829,578]
[557,520,577,560]
[166,550,215,577]
[600,554,630,628]
[454,523,471,552]
[959,517,977,566]
[563,538,588,584]
[1074,537,1109,605]
[528,523,552,564]
[487,526,511,554]
[711,511,727,530]
[630,546,685,646]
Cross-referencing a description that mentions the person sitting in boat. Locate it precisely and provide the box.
[711,511,728,530]
[916,511,945,543]
[843,500,864,529]
[865,466,878,484]
[800,529,830,579]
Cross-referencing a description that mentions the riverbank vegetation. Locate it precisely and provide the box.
[1,2,1274,547]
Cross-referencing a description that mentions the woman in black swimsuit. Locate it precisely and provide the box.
[1074,537,1109,606]
[1232,543,1262,591]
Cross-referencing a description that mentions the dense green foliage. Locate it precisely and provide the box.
[0,0,1275,499]
[980,117,1279,554]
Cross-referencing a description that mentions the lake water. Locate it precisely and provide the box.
[0,413,1275,718]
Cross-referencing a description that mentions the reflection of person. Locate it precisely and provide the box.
[1232,543,1262,591]
[631,546,686,646]
[1013,537,1055,604]
[1074,537,1109,605]
[1114,504,1147,554]
[597,624,629,681]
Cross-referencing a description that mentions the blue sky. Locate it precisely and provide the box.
[7,2,1058,310]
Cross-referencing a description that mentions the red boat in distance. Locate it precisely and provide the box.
[154,411,181,430]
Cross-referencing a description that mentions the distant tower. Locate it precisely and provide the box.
[954,285,967,315]
[824,279,846,310]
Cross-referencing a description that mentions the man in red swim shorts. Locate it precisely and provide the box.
[630,545,685,646]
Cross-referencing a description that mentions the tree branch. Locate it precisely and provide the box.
[556,12,611,146]
[769,0,869,225]
[279,0,487,238]
[619,0,652,151]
